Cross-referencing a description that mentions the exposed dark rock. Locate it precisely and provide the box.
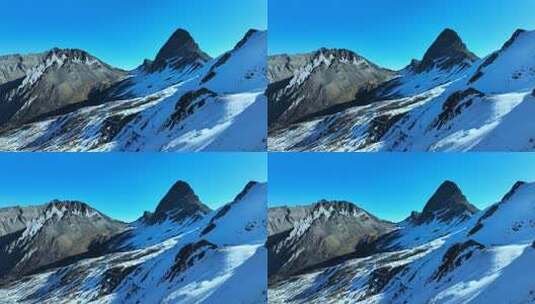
[0,200,126,280]
[366,113,405,144]
[468,30,526,85]
[234,181,258,202]
[98,113,139,144]
[146,29,211,73]
[166,240,217,281]
[411,181,478,225]
[199,29,259,85]
[434,88,484,129]
[502,29,527,50]
[469,181,526,236]
[433,240,484,281]
[267,49,394,128]
[200,223,216,236]
[146,181,211,225]
[200,52,231,84]
[99,265,138,296]
[502,181,526,202]
[166,88,216,128]
[364,265,406,298]
[0,48,126,127]
[235,29,259,50]
[200,181,259,237]
[200,71,217,84]
[267,200,394,280]
[415,29,478,73]
[469,52,499,83]
[467,223,484,236]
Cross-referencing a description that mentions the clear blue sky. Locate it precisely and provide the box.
[0,153,266,222]
[269,153,535,222]
[269,0,535,69]
[0,0,267,70]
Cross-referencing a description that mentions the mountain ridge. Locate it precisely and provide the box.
[269,180,535,303]
[269,28,535,152]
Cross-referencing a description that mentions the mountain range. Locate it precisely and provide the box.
[268,180,535,303]
[0,180,267,303]
[268,28,535,152]
[0,28,267,151]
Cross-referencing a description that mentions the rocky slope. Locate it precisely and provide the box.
[268,49,394,127]
[0,28,266,152]
[269,181,535,304]
[269,28,535,152]
[0,181,267,304]
[142,29,211,73]
[267,200,394,281]
[0,201,125,281]
[0,48,126,126]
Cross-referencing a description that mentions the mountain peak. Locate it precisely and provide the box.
[415,28,478,72]
[147,28,211,72]
[233,181,259,202]
[502,29,527,50]
[500,181,527,202]
[150,180,211,224]
[414,180,478,224]
[233,29,260,50]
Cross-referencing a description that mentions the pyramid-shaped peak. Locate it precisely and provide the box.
[151,180,211,224]
[147,28,211,72]
[422,180,465,212]
[415,180,478,224]
[436,28,462,41]
[416,28,478,72]
[167,180,196,195]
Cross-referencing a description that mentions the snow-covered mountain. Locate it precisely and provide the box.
[0,201,126,281]
[269,28,535,152]
[0,181,267,304]
[268,49,394,127]
[0,48,126,126]
[268,180,535,304]
[0,28,267,151]
[268,201,394,282]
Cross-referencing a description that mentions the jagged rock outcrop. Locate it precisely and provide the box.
[410,180,478,224]
[144,181,211,224]
[143,29,211,73]
[413,28,478,72]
